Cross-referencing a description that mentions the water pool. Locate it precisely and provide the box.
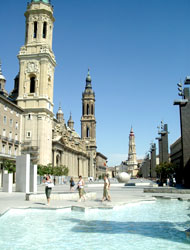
[0,200,190,250]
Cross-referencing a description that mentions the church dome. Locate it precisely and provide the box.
[57,106,63,114]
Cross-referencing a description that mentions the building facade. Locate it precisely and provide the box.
[1,0,104,181]
[0,63,23,187]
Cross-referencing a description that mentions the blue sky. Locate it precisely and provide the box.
[1,0,190,166]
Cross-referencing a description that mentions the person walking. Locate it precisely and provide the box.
[77,176,86,202]
[70,177,75,191]
[43,175,54,206]
[106,174,111,201]
[102,175,111,202]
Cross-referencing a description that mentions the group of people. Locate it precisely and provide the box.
[43,174,111,205]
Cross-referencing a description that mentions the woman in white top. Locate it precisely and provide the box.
[77,176,86,201]
[43,175,53,206]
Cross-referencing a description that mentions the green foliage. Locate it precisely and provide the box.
[155,162,177,181]
[3,159,16,173]
[37,164,69,176]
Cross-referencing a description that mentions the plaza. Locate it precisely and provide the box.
[0,179,190,216]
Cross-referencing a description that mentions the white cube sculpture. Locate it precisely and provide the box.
[117,172,131,183]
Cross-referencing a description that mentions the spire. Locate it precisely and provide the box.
[130,126,134,136]
[67,112,74,130]
[85,68,92,89]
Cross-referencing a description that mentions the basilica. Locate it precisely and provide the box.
[0,0,107,183]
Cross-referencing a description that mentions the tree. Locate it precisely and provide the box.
[3,159,16,173]
[37,164,69,176]
[155,162,177,184]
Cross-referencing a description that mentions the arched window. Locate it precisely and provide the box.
[26,23,29,43]
[43,22,47,38]
[34,21,37,38]
[30,77,35,93]
[82,104,84,115]
[91,104,94,115]
[86,127,90,138]
[87,104,89,115]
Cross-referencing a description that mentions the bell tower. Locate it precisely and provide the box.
[81,70,96,177]
[17,0,56,165]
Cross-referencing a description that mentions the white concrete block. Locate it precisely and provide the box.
[16,154,30,193]
[3,173,13,193]
[30,164,37,193]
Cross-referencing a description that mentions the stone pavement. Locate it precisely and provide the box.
[0,180,190,216]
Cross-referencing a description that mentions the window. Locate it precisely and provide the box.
[4,105,7,111]
[9,131,12,139]
[3,116,7,124]
[2,144,5,154]
[43,22,47,38]
[15,122,18,129]
[34,21,37,38]
[26,131,31,138]
[14,147,18,156]
[15,134,18,140]
[30,77,35,93]
[86,127,90,138]
[3,129,6,136]
[87,104,89,115]
[0,83,1,90]
[27,114,33,120]
[8,146,12,155]
[26,23,29,42]
[82,104,84,115]
[16,112,19,117]
[91,104,94,115]
[10,119,13,127]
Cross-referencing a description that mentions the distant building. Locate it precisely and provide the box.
[96,152,107,178]
[170,137,182,183]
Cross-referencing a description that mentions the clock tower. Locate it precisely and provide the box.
[17,0,56,164]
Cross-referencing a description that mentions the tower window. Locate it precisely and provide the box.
[30,77,35,93]
[87,104,89,115]
[91,104,94,115]
[86,127,90,138]
[43,22,47,38]
[26,23,29,42]
[34,21,38,38]
[82,104,84,115]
